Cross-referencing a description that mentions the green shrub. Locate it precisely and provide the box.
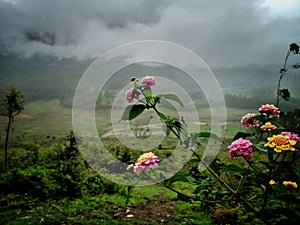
[0,132,126,200]
[82,173,125,196]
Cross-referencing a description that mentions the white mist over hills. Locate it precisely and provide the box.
[0,0,299,111]
[0,0,300,68]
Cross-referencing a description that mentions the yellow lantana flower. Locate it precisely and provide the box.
[269,180,276,186]
[265,134,296,152]
[283,181,297,189]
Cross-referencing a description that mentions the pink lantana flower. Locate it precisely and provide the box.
[228,138,253,160]
[127,152,159,173]
[126,88,140,103]
[241,113,259,128]
[280,132,300,142]
[259,104,280,118]
[141,76,156,87]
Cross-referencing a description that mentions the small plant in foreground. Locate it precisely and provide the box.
[122,76,300,224]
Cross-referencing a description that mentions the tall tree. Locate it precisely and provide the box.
[1,87,25,171]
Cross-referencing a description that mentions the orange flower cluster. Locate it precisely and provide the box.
[261,122,277,132]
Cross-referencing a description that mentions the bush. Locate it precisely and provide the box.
[0,132,127,200]
[82,173,125,196]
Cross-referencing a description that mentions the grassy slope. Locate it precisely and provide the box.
[0,99,253,144]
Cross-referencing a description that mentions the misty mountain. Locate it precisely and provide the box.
[0,55,299,109]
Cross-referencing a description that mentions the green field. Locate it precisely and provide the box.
[0,98,254,140]
[1,98,299,224]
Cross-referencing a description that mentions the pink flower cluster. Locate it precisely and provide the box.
[241,113,260,128]
[126,88,140,103]
[127,152,159,173]
[141,76,156,87]
[125,76,156,103]
[228,138,254,160]
[281,132,300,142]
[259,104,280,118]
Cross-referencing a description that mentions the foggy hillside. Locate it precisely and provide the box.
[0,55,299,111]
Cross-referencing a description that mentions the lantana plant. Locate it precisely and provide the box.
[122,76,300,224]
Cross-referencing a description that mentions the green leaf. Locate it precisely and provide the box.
[254,142,268,154]
[258,161,274,169]
[153,96,161,105]
[277,194,300,204]
[186,175,199,185]
[273,207,300,220]
[295,142,300,150]
[172,120,183,129]
[165,172,188,185]
[177,193,192,202]
[165,127,171,137]
[188,158,201,166]
[220,164,252,175]
[291,163,300,180]
[156,111,168,121]
[157,94,184,107]
[120,104,146,121]
[233,132,255,141]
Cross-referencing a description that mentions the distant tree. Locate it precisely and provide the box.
[276,43,300,107]
[0,87,25,171]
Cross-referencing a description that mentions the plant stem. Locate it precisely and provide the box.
[276,49,290,107]
[262,167,273,210]
[152,106,181,140]
[151,169,217,204]
[152,105,272,224]
[236,176,246,193]
[225,173,235,189]
[243,156,259,174]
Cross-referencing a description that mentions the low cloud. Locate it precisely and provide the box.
[0,0,299,67]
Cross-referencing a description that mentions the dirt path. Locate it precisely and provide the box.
[112,193,177,224]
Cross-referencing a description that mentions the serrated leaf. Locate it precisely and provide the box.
[120,104,145,121]
[165,172,189,185]
[177,193,192,202]
[188,158,200,166]
[254,143,268,154]
[220,164,252,175]
[291,163,300,180]
[169,117,180,122]
[258,161,273,169]
[157,111,168,120]
[172,121,183,131]
[272,121,285,130]
[157,94,183,107]
[153,96,161,105]
[233,132,255,141]
[186,175,199,185]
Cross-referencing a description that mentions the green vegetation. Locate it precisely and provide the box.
[119,74,300,225]
[1,42,299,224]
[1,98,299,224]
[1,87,25,171]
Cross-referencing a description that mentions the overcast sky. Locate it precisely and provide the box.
[0,0,299,68]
